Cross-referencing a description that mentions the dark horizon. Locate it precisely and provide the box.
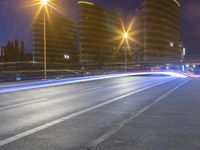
[0,0,199,56]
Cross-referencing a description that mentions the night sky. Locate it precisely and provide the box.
[0,0,199,56]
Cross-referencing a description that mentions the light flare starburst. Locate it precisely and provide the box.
[24,0,62,23]
[41,0,48,5]
[111,18,140,51]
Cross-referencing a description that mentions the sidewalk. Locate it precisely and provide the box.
[95,78,200,150]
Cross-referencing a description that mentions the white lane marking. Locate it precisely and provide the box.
[88,79,189,149]
[0,98,48,111]
[0,79,159,110]
[0,78,176,147]
[0,73,156,93]
[0,78,165,110]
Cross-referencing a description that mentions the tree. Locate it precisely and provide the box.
[20,41,25,61]
[4,41,11,62]
[2,40,26,62]
[14,40,19,61]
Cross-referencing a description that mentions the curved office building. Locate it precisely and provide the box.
[78,1,123,65]
[140,0,181,62]
[33,13,77,65]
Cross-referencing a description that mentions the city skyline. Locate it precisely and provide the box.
[0,1,200,149]
[0,0,199,56]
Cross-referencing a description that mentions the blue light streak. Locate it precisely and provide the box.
[0,72,187,93]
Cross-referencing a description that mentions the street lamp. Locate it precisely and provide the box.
[123,32,129,72]
[123,32,128,39]
[41,0,48,5]
[112,19,136,72]
[41,0,48,79]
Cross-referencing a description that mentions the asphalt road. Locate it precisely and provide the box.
[0,76,199,150]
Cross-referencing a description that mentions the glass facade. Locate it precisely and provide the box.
[33,12,77,65]
[140,0,181,62]
[78,1,124,66]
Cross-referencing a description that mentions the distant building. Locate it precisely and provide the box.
[33,12,77,65]
[77,1,124,66]
[140,0,182,62]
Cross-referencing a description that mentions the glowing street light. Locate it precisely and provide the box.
[123,32,129,72]
[29,0,61,79]
[41,0,48,5]
[112,18,139,72]
[123,32,128,39]
[41,0,48,79]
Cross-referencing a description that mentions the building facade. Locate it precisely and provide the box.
[33,12,77,65]
[140,0,181,62]
[78,1,124,66]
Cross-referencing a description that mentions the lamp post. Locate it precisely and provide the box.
[123,32,128,72]
[41,0,48,79]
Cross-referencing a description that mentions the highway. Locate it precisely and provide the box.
[0,75,199,150]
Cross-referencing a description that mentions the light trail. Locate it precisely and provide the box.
[0,72,187,93]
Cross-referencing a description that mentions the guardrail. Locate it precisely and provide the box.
[0,69,83,82]
[0,61,199,82]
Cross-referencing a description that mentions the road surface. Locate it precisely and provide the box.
[0,76,199,150]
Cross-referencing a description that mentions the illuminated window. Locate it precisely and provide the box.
[170,42,174,47]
